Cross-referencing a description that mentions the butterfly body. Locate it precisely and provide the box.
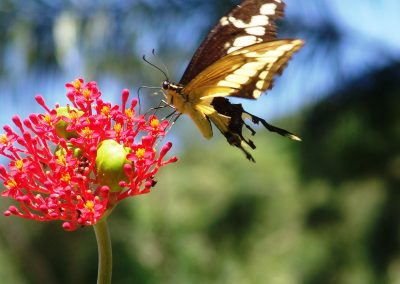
[163,81,216,139]
[161,0,303,161]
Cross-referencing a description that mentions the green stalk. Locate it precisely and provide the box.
[93,218,112,284]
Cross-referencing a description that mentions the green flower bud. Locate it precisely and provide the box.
[96,139,131,192]
[73,146,82,158]
[54,142,81,158]
[55,106,82,139]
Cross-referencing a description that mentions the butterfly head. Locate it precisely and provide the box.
[162,80,183,93]
[161,80,187,112]
[162,80,171,91]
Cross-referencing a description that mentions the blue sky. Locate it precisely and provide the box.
[330,0,400,52]
[254,0,400,118]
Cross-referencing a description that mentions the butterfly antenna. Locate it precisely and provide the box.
[152,49,170,80]
[142,54,169,81]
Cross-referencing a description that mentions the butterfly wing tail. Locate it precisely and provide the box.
[246,112,302,141]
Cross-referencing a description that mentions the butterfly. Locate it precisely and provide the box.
[161,0,304,162]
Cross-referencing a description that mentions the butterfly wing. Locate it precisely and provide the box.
[163,0,302,161]
[180,39,303,161]
[180,0,285,85]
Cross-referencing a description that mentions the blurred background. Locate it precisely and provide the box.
[0,0,400,283]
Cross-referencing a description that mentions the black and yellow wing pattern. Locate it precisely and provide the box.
[162,0,304,162]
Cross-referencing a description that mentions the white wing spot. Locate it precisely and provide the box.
[227,46,242,53]
[233,35,258,47]
[258,56,279,63]
[220,16,229,26]
[241,62,265,70]
[224,42,231,49]
[245,27,266,36]
[234,68,257,77]
[217,80,241,89]
[260,3,277,15]
[263,48,286,57]
[230,15,269,28]
[278,43,296,51]
[225,74,249,84]
[259,71,268,80]
[253,89,262,98]
[256,80,265,90]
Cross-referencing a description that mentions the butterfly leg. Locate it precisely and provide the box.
[165,111,181,129]
[144,99,176,118]
[156,108,181,139]
[165,109,177,120]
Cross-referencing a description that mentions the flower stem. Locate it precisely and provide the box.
[94,218,112,284]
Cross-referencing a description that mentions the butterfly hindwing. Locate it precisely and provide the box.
[180,0,285,85]
[210,97,300,161]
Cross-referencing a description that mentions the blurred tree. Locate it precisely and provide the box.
[298,62,400,283]
[1,0,400,283]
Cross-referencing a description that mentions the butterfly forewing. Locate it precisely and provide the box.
[183,39,304,100]
[179,0,285,85]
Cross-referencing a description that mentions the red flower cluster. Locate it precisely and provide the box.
[0,78,177,230]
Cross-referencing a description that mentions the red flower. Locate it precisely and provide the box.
[0,78,177,231]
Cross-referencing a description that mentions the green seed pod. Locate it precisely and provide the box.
[96,139,131,192]
[55,106,82,139]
